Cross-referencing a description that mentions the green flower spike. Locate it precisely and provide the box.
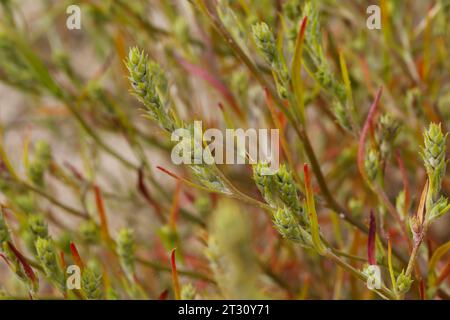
[252,22,278,66]
[396,270,413,295]
[181,283,196,300]
[421,123,447,199]
[126,47,175,132]
[364,148,380,182]
[116,228,135,279]
[252,22,289,98]
[28,215,49,240]
[82,267,103,300]
[273,207,312,248]
[35,238,65,292]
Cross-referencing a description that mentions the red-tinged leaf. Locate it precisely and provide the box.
[70,242,85,271]
[303,163,311,189]
[7,242,37,287]
[357,87,383,182]
[419,279,425,300]
[157,166,217,193]
[176,56,244,120]
[137,167,165,223]
[157,166,182,181]
[368,210,376,265]
[291,16,308,123]
[299,16,308,40]
[158,289,169,300]
[170,248,181,300]
[94,185,111,243]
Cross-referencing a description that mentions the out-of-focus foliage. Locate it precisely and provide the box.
[0,0,449,300]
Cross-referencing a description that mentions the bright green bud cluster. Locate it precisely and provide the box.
[253,163,306,222]
[273,207,312,248]
[332,100,352,132]
[364,148,380,182]
[252,22,289,98]
[181,283,196,300]
[315,67,346,103]
[252,22,278,66]
[427,196,450,224]
[253,162,278,206]
[116,228,135,277]
[82,267,103,300]
[421,123,447,198]
[0,33,40,93]
[126,47,175,132]
[35,238,65,292]
[301,1,321,52]
[273,165,302,214]
[376,114,400,161]
[396,270,413,294]
[28,215,49,240]
[172,123,230,194]
[300,1,349,125]
[79,220,100,244]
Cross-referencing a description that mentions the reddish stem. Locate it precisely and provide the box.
[357,87,383,182]
[7,242,37,287]
[70,242,85,271]
[368,210,377,265]
[170,248,181,300]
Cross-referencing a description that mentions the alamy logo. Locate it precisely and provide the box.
[66,265,81,290]
[366,5,381,30]
[66,5,81,30]
[365,265,382,290]
[171,121,280,175]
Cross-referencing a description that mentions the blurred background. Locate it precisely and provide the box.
[0,0,449,299]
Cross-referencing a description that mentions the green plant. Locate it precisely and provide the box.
[0,0,449,300]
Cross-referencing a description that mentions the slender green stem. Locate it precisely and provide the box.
[193,0,410,267]
[325,250,396,300]
[21,181,89,219]
[135,256,216,284]
[405,231,425,277]
[64,100,137,170]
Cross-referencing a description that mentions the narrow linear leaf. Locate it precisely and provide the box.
[357,87,383,184]
[368,210,376,265]
[170,248,181,300]
[291,16,308,124]
[303,163,326,254]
